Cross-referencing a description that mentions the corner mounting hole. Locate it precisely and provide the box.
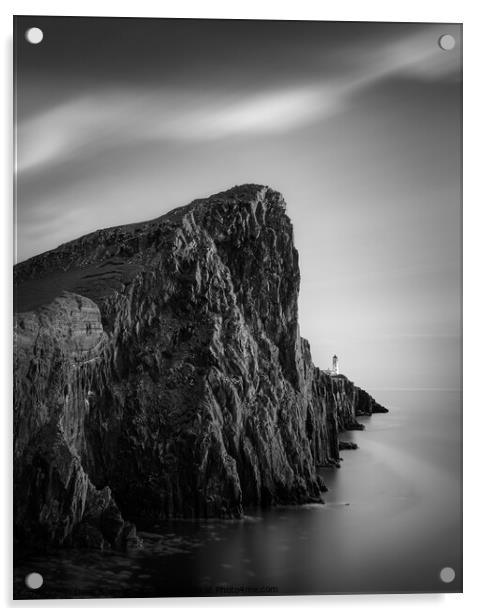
[438,34,455,51]
[440,566,455,583]
[25,572,43,589]
[25,27,43,45]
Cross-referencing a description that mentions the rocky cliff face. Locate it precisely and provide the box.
[14,184,387,549]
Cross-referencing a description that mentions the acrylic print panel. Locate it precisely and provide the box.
[13,16,462,599]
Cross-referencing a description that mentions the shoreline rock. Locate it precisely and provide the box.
[339,441,359,450]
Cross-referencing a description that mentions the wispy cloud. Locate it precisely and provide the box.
[16,86,335,175]
[16,26,460,179]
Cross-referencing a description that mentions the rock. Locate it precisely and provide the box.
[73,522,108,550]
[13,184,388,547]
[339,441,359,450]
[356,387,389,414]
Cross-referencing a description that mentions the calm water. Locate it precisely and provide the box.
[14,389,462,598]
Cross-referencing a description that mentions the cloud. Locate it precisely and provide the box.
[340,26,461,86]
[162,87,336,141]
[16,85,337,177]
[16,26,460,179]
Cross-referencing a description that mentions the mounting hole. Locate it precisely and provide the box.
[25,572,43,589]
[438,34,456,51]
[25,27,43,45]
[440,567,455,583]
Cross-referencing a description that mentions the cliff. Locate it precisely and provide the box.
[14,184,388,549]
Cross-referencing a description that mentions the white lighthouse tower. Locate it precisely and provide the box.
[332,354,339,375]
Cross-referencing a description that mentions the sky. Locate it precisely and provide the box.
[14,17,462,394]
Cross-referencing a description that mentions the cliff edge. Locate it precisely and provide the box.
[14,184,387,549]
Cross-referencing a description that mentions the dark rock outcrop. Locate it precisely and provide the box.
[356,387,389,415]
[14,184,388,548]
[339,441,359,451]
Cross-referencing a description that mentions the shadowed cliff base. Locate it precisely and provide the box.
[14,184,388,550]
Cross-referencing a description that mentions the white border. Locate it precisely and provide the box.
[2,1,480,614]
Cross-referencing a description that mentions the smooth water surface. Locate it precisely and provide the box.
[14,389,462,598]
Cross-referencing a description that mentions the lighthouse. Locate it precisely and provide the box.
[332,354,339,375]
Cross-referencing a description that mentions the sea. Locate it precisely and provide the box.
[14,389,462,598]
